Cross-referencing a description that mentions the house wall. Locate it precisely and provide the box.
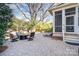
[52,4,79,35]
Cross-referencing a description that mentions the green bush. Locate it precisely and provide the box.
[0,4,12,46]
[44,27,53,32]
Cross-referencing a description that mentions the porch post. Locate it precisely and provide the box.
[62,9,65,41]
[75,6,78,34]
[53,12,55,33]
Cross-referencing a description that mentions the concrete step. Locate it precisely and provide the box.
[53,33,79,40]
[64,36,79,39]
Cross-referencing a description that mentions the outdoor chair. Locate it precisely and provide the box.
[10,33,18,42]
[43,32,53,37]
[49,33,53,37]
[16,32,19,38]
[28,32,35,41]
[30,32,35,38]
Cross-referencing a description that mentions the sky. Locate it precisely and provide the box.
[9,3,53,22]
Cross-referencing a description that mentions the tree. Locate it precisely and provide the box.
[14,3,54,30]
[0,3,13,46]
[15,3,54,21]
[25,18,37,32]
[11,17,26,31]
[10,16,37,32]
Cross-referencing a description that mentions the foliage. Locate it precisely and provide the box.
[44,27,53,32]
[10,17,53,33]
[10,17,37,32]
[0,3,13,46]
[26,18,37,31]
[35,21,53,32]
[10,17,26,31]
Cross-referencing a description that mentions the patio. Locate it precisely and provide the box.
[0,33,78,56]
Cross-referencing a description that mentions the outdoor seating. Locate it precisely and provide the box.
[16,32,35,41]
[43,32,53,37]
[19,35,28,40]
[49,33,53,37]
[28,37,33,41]
[10,33,18,42]
[16,32,20,38]
[28,32,35,41]
[30,32,35,38]
[16,32,28,40]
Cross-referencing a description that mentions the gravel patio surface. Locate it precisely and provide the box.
[0,33,78,56]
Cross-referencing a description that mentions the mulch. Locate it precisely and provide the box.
[0,46,8,53]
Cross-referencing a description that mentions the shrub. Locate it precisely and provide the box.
[0,4,12,46]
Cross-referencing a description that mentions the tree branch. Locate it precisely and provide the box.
[15,3,31,21]
[41,4,54,21]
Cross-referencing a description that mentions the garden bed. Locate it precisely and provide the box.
[0,46,8,53]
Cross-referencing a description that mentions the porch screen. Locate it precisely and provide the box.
[65,7,75,32]
[55,10,62,32]
[66,16,74,32]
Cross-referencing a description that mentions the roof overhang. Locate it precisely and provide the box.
[49,3,78,15]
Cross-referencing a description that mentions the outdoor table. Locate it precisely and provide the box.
[65,39,79,55]
[16,32,28,40]
[20,34,28,40]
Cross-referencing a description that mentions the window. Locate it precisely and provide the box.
[66,16,74,25]
[65,7,75,32]
[65,7,75,15]
[55,10,62,32]
[66,26,74,32]
[66,16,74,32]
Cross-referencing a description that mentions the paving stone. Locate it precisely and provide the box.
[0,33,78,56]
